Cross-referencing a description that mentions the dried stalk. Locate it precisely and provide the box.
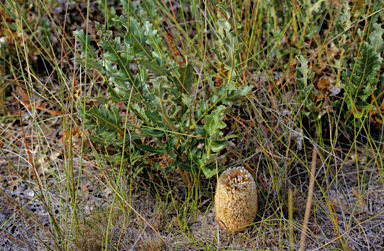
[299,147,318,251]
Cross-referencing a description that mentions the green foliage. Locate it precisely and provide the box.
[295,55,317,117]
[295,3,384,125]
[84,104,123,145]
[211,10,245,85]
[73,4,251,179]
[342,24,384,119]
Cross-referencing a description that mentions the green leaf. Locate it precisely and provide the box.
[104,85,144,103]
[87,104,123,139]
[113,16,153,58]
[201,165,217,178]
[370,23,384,54]
[217,18,231,32]
[342,41,381,118]
[75,57,105,75]
[212,28,243,85]
[137,144,166,153]
[121,0,137,17]
[73,29,97,59]
[178,162,196,172]
[88,134,111,146]
[148,78,180,132]
[137,59,167,76]
[188,147,203,167]
[114,133,146,144]
[101,152,130,163]
[223,84,252,104]
[173,63,194,95]
[138,0,157,22]
[204,105,227,136]
[182,93,193,107]
[144,21,167,65]
[211,139,228,152]
[95,25,136,89]
[165,136,178,160]
[296,55,314,91]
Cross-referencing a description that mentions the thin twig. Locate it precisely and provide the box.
[299,147,318,251]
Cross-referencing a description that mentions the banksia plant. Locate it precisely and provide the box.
[215,167,258,232]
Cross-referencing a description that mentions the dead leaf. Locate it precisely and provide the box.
[15,87,61,116]
[16,86,32,110]
[64,127,91,150]
[318,77,331,92]
[326,44,340,61]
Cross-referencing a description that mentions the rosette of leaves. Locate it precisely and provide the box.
[73,13,251,179]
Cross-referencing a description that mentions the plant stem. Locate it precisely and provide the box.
[288,187,294,251]
[299,147,318,251]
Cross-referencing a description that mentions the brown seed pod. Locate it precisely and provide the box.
[215,166,258,232]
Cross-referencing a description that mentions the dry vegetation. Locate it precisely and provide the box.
[1,0,384,250]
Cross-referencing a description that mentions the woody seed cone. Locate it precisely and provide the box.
[215,166,258,232]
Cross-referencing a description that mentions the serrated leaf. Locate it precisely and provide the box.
[182,93,193,107]
[296,55,313,90]
[121,0,137,17]
[138,0,157,22]
[75,57,105,75]
[149,78,180,132]
[339,2,351,27]
[88,134,110,146]
[144,22,167,65]
[95,26,136,89]
[217,19,231,32]
[114,133,146,144]
[223,84,252,104]
[145,110,163,125]
[206,72,218,94]
[102,84,144,103]
[220,31,243,84]
[73,29,97,59]
[343,41,381,118]
[87,104,123,139]
[188,147,203,166]
[370,23,384,54]
[113,16,152,58]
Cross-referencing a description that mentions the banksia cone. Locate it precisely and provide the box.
[215,167,258,232]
